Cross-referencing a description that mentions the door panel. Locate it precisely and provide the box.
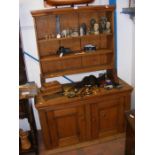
[47,106,86,147]
[91,97,124,139]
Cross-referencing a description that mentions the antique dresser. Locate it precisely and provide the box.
[31,5,133,149]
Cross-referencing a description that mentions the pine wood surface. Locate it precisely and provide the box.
[35,79,132,149]
[31,5,115,80]
[31,5,133,151]
[36,79,132,109]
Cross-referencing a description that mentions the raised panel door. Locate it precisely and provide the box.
[91,97,124,139]
[47,106,86,147]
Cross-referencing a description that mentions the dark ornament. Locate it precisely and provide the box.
[90,18,96,34]
[99,16,107,33]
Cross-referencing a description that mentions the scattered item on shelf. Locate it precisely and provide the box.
[70,27,79,37]
[45,34,50,40]
[82,86,93,96]
[99,16,107,33]
[50,33,55,38]
[19,129,31,150]
[61,29,70,38]
[104,79,113,90]
[76,75,99,89]
[90,18,96,34]
[104,84,113,90]
[62,75,100,98]
[107,69,119,85]
[61,29,67,38]
[84,44,96,52]
[56,15,61,34]
[80,27,84,36]
[71,31,79,37]
[63,84,77,98]
[56,34,61,38]
[80,23,87,36]
[57,46,72,57]
[94,23,99,35]
[105,21,111,33]
[41,81,63,95]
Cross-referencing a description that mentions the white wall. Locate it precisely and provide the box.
[116,0,135,108]
[19,0,109,130]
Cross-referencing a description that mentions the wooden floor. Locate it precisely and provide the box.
[26,132,126,155]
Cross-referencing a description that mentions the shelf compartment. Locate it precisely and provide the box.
[41,59,62,73]
[40,49,113,76]
[43,64,113,79]
[38,33,113,43]
[60,13,79,31]
[60,37,81,52]
[38,34,112,57]
[61,57,82,70]
[35,15,56,40]
[81,35,100,50]
[40,49,113,62]
[38,39,60,57]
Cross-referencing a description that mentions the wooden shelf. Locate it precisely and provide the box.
[38,33,113,43]
[40,49,113,62]
[31,5,115,16]
[43,64,113,79]
[32,5,115,81]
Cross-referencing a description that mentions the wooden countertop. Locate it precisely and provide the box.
[36,78,133,109]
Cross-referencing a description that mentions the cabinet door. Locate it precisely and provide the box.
[91,97,124,139]
[47,106,86,147]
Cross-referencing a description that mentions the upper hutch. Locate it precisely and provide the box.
[32,5,115,82]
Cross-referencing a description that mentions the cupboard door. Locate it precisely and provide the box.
[47,106,86,147]
[91,97,124,139]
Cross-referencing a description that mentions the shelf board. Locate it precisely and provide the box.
[40,49,113,62]
[31,5,115,17]
[38,33,113,43]
[43,64,113,79]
